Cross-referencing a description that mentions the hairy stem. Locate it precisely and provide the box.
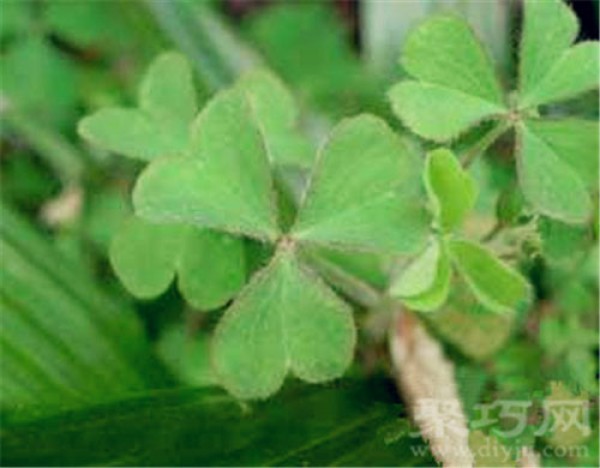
[388,310,474,467]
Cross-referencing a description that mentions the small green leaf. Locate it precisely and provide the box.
[390,239,451,312]
[449,239,529,314]
[79,108,184,161]
[390,240,439,297]
[520,42,599,108]
[401,15,504,105]
[139,51,198,141]
[177,229,246,310]
[109,217,186,299]
[78,52,196,161]
[388,82,504,142]
[237,68,314,167]
[292,115,429,254]
[389,14,506,141]
[424,148,477,231]
[519,0,578,96]
[110,216,246,310]
[519,0,598,107]
[524,119,599,190]
[133,88,280,241]
[213,250,355,399]
[517,122,591,223]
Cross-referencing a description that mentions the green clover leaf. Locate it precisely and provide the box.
[79,52,197,161]
[389,238,451,312]
[213,249,355,399]
[390,149,529,315]
[424,148,478,232]
[110,216,246,311]
[133,87,281,241]
[388,0,599,224]
[291,115,429,254]
[236,69,314,168]
[518,0,599,108]
[517,122,592,223]
[80,50,432,399]
[449,239,530,315]
[388,14,505,142]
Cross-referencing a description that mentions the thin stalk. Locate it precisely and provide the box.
[460,119,511,169]
[300,247,384,310]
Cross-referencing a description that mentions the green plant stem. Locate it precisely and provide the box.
[300,248,383,310]
[460,119,511,169]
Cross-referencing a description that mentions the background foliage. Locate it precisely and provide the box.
[0,0,598,466]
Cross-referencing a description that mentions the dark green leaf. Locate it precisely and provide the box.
[0,205,164,415]
[0,378,433,466]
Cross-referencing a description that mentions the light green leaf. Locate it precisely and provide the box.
[388,81,504,142]
[1,379,433,466]
[213,250,355,399]
[390,239,451,312]
[109,217,186,299]
[524,119,599,190]
[292,115,429,254]
[401,14,504,105]
[177,229,246,310]
[110,216,246,310]
[517,122,591,223]
[449,239,529,314]
[237,68,314,167]
[389,14,506,141]
[79,108,184,162]
[78,52,195,161]
[425,148,477,231]
[391,241,440,297]
[133,88,280,241]
[139,51,198,141]
[520,41,599,108]
[518,0,584,106]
